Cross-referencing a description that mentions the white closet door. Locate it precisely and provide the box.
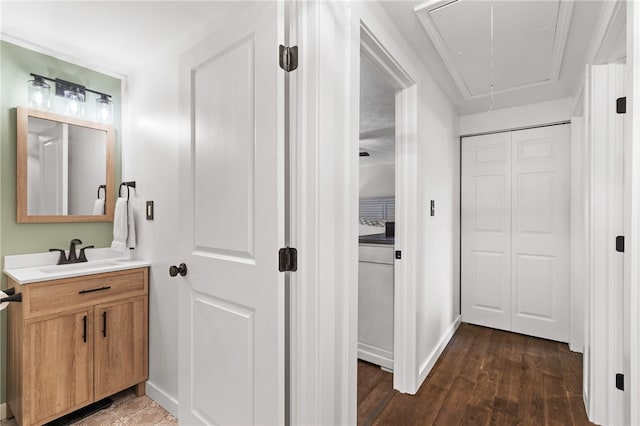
[510,125,570,341]
[462,132,512,330]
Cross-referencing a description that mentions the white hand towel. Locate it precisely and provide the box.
[93,198,105,215]
[127,200,136,249]
[111,197,128,252]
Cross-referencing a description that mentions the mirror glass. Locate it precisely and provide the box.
[17,107,115,223]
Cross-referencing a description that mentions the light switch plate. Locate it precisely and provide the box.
[146,201,154,220]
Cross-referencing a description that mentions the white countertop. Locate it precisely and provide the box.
[3,248,151,284]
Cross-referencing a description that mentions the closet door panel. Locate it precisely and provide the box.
[511,125,570,342]
[461,132,512,330]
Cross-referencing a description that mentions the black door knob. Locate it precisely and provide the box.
[169,263,188,277]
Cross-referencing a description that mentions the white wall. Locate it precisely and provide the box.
[123,50,182,417]
[415,46,460,384]
[359,163,394,198]
[460,97,573,135]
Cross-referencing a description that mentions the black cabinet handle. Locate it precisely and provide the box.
[102,311,107,337]
[79,286,111,295]
[82,315,87,343]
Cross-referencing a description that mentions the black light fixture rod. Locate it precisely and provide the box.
[85,88,111,99]
[30,73,55,84]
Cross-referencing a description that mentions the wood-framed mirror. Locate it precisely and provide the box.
[16,106,115,223]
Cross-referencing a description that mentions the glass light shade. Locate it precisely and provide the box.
[27,78,50,109]
[96,96,113,124]
[64,90,85,117]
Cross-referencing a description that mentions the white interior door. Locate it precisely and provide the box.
[177,3,284,425]
[462,125,570,341]
[510,125,570,341]
[461,132,512,330]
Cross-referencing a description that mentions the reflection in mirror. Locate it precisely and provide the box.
[27,117,106,215]
[17,107,115,223]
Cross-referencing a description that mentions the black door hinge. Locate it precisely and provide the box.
[617,97,626,114]
[616,373,624,391]
[395,250,402,260]
[616,235,625,253]
[279,45,298,72]
[279,247,298,272]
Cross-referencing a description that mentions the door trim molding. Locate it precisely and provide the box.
[585,63,625,425]
[360,21,419,395]
[569,117,586,354]
[459,120,570,139]
[624,2,640,423]
[288,2,421,423]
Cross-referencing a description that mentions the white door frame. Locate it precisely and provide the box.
[288,2,420,424]
[360,23,418,395]
[584,63,625,425]
[624,1,640,423]
[569,117,586,354]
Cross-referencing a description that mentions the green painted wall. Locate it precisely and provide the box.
[0,41,122,404]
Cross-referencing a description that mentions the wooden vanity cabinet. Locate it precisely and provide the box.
[25,308,94,423]
[94,296,147,400]
[7,268,149,426]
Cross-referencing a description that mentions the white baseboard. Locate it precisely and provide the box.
[417,315,461,387]
[358,342,394,371]
[583,389,591,422]
[569,341,584,353]
[146,381,179,419]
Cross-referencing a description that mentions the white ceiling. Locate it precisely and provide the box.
[0,1,249,76]
[360,53,396,166]
[379,0,604,115]
[0,1,605,116]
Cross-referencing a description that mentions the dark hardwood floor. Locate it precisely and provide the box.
[357,323,595,426]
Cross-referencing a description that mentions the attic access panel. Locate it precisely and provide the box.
[415,0,574,99]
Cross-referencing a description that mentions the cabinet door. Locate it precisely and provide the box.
[358,245,395,370]
[94,297,147,400]
[26,309,93,424]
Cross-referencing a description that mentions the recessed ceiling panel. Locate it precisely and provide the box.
[416,0,573,99]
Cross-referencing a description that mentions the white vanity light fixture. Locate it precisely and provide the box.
[96,94,113,124]
[26,75,50,109]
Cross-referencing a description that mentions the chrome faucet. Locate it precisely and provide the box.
[49,238,93,265]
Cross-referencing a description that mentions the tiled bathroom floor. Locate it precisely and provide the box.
[1,389,177,425]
